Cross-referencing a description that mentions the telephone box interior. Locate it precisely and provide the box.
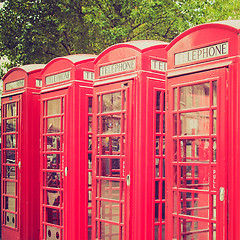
[39,54,96,240]
[1,64,45,240]
[166,20,240,240]
[92,40,168,240]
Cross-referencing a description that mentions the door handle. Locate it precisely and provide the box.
[219,187,225,201]
[126,174,130,186]
[18,161,21,170]
[65,167,68,177]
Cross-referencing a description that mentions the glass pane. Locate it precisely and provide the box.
[5,197,16,212]
[47,98,61,116]
[173,114,177,136]
[212,81,217,106]
[162,158,165,178]
[180,218,209,239]
[213,109,217,134]
[88,136,92,150]
[46,208,61,225]
[100,201,120,222]
[5,150,15,164]
[155,203,159,222]
[6,134,16,148]
[156,92,161,110]
[46,172,61,188]
[180,139,210,162]
[6,119,16,132]
[101,180,120,200]
[88,116,92,132]
[47,117,61,133]
[4,166,16,179]
[6,181,16,195]
[47,136,61,151]
[180,111,209,135]
[174,88,177,110]
[102,92,121,112]
[47,154,61,169]
[155,158,160,177]
[180,82,210,109]
[46,225,62,239]
[102,137,120,155]
[102,115,121,134]
[6,102,17,117]
[100,158,120,177]
[100,222,119,240]
[5,212,16,228]
[88,153,92,169]
[47,190,60,207]
[88,97,93,113]
[156,114,160,133]
[180,165,209,190]
[180,192,209,218]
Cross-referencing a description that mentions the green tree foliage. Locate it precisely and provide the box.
[0,0,239,76]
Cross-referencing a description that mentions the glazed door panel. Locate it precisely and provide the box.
[166,68,227,240]
[93,81,132,240]
[40,92,66,240]
[1,96,21,234]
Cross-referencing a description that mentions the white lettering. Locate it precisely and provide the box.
[151,59,167,72]
[6,79,24,91]
[46,71,71,85]
[175,42,229,65]
[99,59,136,77]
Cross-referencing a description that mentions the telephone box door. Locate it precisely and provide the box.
[40,90,67,240]
[93,80,132,240]
[166,68,227,240]
[1,95,21,239]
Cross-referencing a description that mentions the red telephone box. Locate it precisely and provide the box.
[165,20,240,240]
[92,40,167,240]
[40,54,96,240]
[1,64,45,240]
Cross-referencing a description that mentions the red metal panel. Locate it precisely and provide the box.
[93,40,167,240]
[40,55,96,240]
[1,65,43,240]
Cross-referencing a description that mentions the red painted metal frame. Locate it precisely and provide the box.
[166,20,240,240]
[1,64,45,240]
[92,40,167,240]
[39,54,96,240]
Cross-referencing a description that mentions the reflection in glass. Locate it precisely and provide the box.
[47,154,61,169]
[156,92,161,110]
[47,98,61,116]
[6,181,16,195]
[102,115,121,134]
[213,81,217,106]
[46,172,61,188]
[47,117,61,133]
[88,116,92,132]
[212,194,216,220]
[173,114,177,136]
[100,158,120,177]
[101,180,120,200]
[155,158,160,177]
[88,97,93,113]
[102,136,120,155]
[5,150,15,164]
[180,218,209,239]
[102,92,121,112]
[6,135,16,148]
[156,114,160,133]
[47,190,60,207]
[5,212,16,228]
[213,138,217,162]
[6,119,16,132]
[6,102,17,117]
[180,111,209,135]
[100,201,119,222]
[181,139,210,162]
[100,222,119,240]
[4,166,16,179]
[88,136,92,150]
[180,82,210,109]
[47,136,61,151]
[213,110,217,134]
[5,197,16,212]
[174,88,177,110]
[46,208,61,225]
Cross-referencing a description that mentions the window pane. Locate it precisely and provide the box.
[47,117,61,133]
[6,103,17,117]
[102,92,121,112]
[47,99,61,116]
[102,115,121,134]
